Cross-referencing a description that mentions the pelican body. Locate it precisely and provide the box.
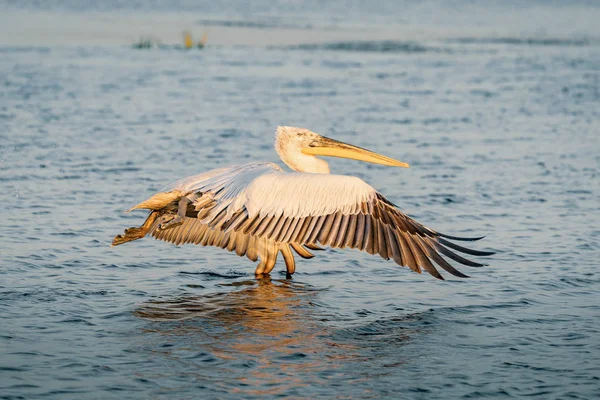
[113,126,493,279]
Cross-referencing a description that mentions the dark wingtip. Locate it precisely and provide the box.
[438,238,496,257]
[446,270,469,279]
[434,243,488,268]
[439,233,487,242]
[453,272,471,278]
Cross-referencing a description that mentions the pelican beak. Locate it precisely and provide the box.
[301,136,409,168]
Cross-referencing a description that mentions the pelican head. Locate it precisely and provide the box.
[274,126,409,174]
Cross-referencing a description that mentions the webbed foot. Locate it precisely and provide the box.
[112,212,159,246]
[158,196,191,230]
[158,214,183,230]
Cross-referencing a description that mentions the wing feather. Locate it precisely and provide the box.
[291,217,310,244]
[269,215,288,241]
[290,243,315,259]
[282,217,302,243]
[252,215,274,237]
[437,237,496,256]
[344,214,358,249]
[353,213,365,249]
[334,214,350,248]
[325,212,343,247]
[365,216,376,255]
[306,215,326,244]
[236,231,249,256]
[276,217,294,243]
[397,231,419,273]
[242,214,260,235]
[221,209,247,231]
[175,218,195,245]
[318,214,336,244]
[246,236,259,261]
[410,236,444,280]
[262,214,283,239]
[385,226,403,265]
[376,219,388,259]
[420,237,469,278]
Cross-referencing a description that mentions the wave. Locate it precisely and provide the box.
[0,46,50,54]
[196,18,313,30]
[448,37,591,47]
[287,40,449,54]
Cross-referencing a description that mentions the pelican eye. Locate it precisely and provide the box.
[308,141,319,147]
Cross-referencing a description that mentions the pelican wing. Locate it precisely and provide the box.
[224,198,491,280]
[170,167,493,280]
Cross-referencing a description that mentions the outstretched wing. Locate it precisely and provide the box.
[163,168,494,280]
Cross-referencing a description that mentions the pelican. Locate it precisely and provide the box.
[112,126,493,279]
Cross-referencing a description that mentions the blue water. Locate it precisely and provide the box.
[1,1,600,399]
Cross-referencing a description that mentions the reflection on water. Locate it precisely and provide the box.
[133,278,421,396]
[135,278,347,396]
[136,276,319,322]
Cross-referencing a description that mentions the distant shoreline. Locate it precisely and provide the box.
[0,9,504,48]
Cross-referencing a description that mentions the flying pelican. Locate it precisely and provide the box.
[112,126,493,279]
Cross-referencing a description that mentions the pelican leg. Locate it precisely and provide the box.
[159,197,190,230]
[280,244,296,279]
[112,211,159,246]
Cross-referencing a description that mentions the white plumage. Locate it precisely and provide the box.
[113,126,493,280]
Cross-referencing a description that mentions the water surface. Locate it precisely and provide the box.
[1,1,599,399]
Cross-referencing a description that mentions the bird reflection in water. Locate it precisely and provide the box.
[134,276,361,396]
